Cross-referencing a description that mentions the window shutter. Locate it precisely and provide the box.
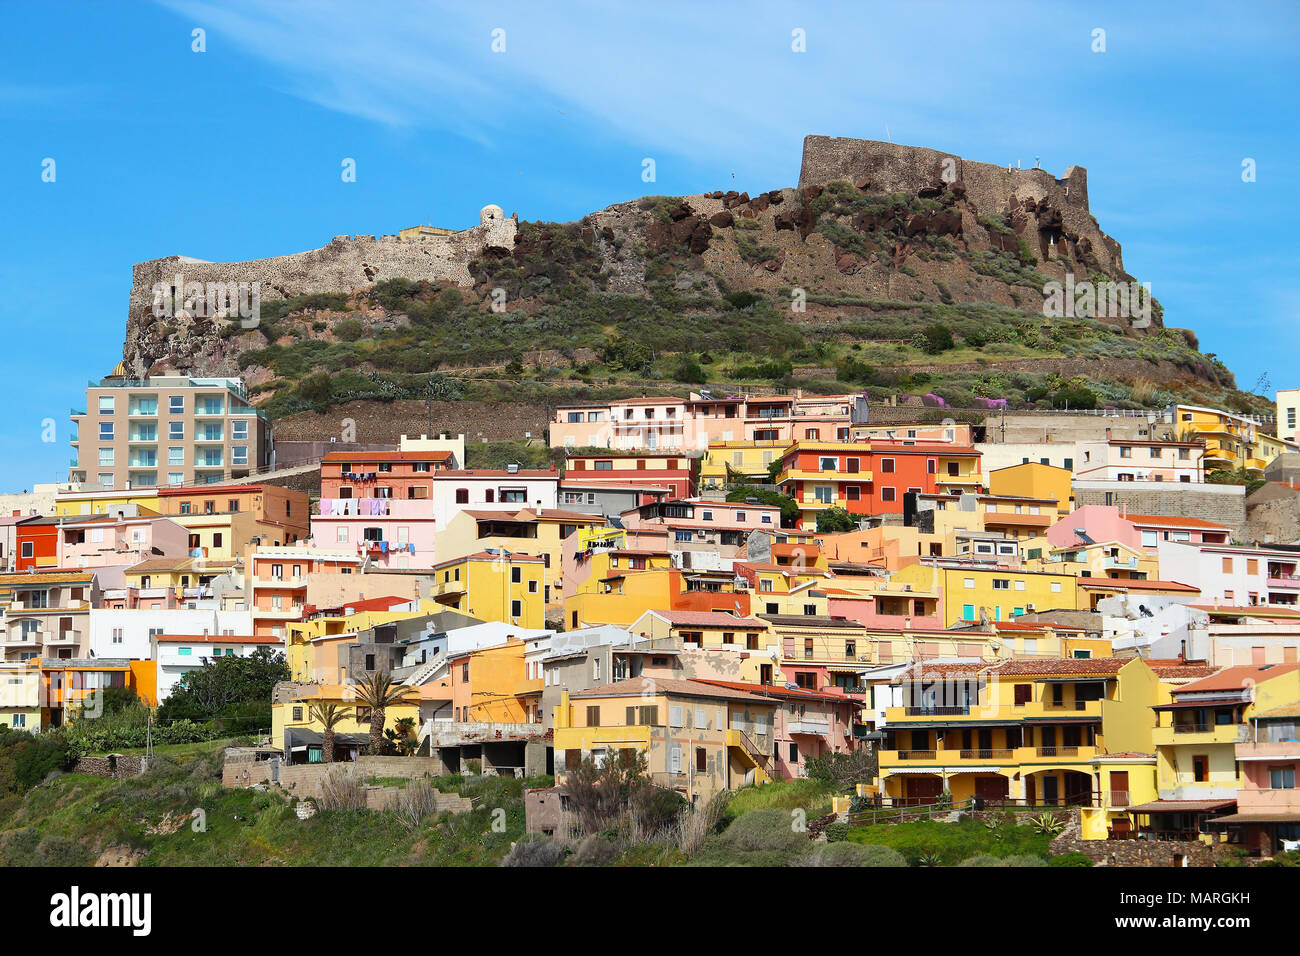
[670,745,681,773]
[669,705,683,728]
[696,708,707,730]
[626,706,637,725]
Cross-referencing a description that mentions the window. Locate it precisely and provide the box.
[231,419,248,440]
[1119,446,1132,458]
[99,422,114,440]
[510,600,522,618]
[169,421,184,440]
[819,457,838,471]
[880,458,895,473]
[1193,755,1209,783]
[1269,766,1296,790]
[881,487,896,502]
[701,510,713,521]
[814,486,833,504]
[168,447,184,465]
[992,579,1010,590]
[510,567,522,583]
[735,511,745,522]
[586,706,600,727]
[455,489,469,504]
[1222,557,1233,573]
[500,489,526,503]
[98,396,115,413]
[232,446,248,466]
[99,448,115,466]
[1014,684,1032,706]
[169,395,184,414]
[804,639,814,659]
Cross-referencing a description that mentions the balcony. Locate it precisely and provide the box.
[787,717,831,736]
[256,606,305,620]
[1153,722,1250,746]
[899,705,971,717]
[1267,573,1300,589]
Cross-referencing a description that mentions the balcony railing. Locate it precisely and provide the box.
[1035,746,1081,757]
[958,749,1014,760]
[903,705,970,716]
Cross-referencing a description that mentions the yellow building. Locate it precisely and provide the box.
[986,462,1073,515]
[877,657,1164,829]
[630,609,777,684]
[124,556,239,594]
[285,597,432,683]
[429,550,545,628]
[272,682,425,762]
[553,678,776,802]
[0,663,42,730]
[699,440,789,489]
[54,488,161,517]
[891,562,1081,626]
[1173,404,1273,474]
[1029,539,1159,581]
[1151,663,1300,809]
[436,508,600,608]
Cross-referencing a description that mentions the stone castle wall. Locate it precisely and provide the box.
[126,204,516,337]
[798,135,1122,273]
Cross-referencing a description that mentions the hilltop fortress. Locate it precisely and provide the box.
[121,136,1127,378]
[799,135,1123,275]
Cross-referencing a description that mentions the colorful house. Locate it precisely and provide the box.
[429,551,546,628]
[553,679,776,802]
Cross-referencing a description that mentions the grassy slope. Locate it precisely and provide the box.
[0,752,1075,867]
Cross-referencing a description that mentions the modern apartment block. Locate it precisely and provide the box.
[69,374,273,489]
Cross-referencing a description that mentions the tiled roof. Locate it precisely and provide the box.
[570,677,768,702]
[1078,579,1200,592]
[1124,513,1232,530]
[1145,660,1220,680]
[758,614,864,628]
[1176,663,1300,694]
[323,450,454,463]
[0,570,96,585]
[1254,701,1300,720]
[891,660,991,684]
[992,657,1128,677]
[156,634,279,644]
[651,610,766,628]
[691,678,857,704]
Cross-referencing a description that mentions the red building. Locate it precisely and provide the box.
[14,516,61,571]
[561,452,696,507]
[776,441,982,527]
[320,450,456,501]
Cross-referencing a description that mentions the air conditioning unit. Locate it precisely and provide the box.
[1025,603,1037,611]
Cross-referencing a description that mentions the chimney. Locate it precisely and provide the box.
[1120,502,1127,519]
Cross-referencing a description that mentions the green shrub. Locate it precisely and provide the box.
[1049,851,1095,867]
[716,809,809,853]
[824,822,850,843]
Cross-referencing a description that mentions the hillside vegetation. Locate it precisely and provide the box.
[137,177,1269,427]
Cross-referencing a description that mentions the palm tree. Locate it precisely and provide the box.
[352,672,415,755]
[308,702,353,764]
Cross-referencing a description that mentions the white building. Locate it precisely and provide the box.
[429,469,558,529]
[153,632,283,702]
[89,607,254,659]
[1279,388,1300,443]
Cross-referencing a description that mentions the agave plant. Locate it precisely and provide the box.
[1030,812,1065,836]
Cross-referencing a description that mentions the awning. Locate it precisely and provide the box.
[1152,698,1246,710]
[882,766,1004,774]
[1206,811,1300,824]
[286,728,370,751]
[1126,799,1236,814]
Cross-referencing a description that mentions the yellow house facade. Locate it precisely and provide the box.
[553,679,776,802]
[429,551,545,628]
[891,562,1081,626]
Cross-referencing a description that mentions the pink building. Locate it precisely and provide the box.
[55,514,190,569]
[550,391,862,452]
[1046,504,1143,551]
[824,586,943,630]
[1220,704,1300,854]
[693,678,861,781]
[310,498,438,569]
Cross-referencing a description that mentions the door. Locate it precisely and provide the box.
[759,664,772,685]
[904,776,943,806]
[975,776,1009,802]
[1042,774,1060,806]
[1110,771,1129,808]
[977,728,993,758]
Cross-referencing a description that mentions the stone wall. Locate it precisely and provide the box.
[73,754,151,779]
[221,752,447,795]
[1051,815,1224,867]
[798,136,1122,273]
[1246,495,1300,545]
[1072,480,1247,536]
[123,206,517,378]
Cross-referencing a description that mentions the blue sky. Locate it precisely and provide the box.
[2,0,1297,492]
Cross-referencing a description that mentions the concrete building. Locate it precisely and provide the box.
[69,374,272,489]
[1277,389,1300,444]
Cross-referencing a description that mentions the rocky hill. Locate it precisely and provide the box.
[117,136,1269,439]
